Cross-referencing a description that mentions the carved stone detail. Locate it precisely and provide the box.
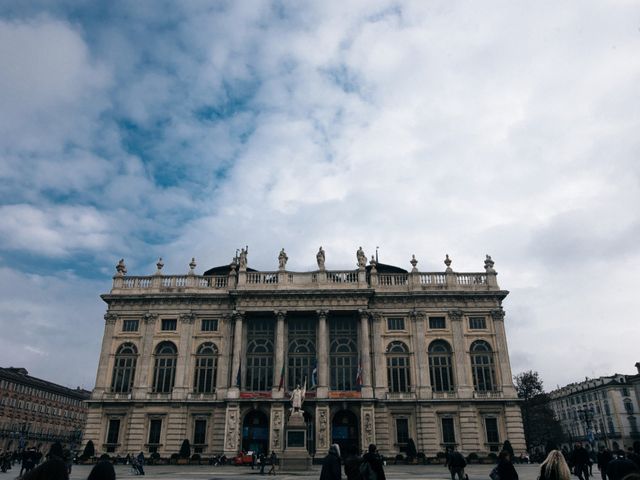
[448,309,464,321]
[179,312,196,324]
[490,308,505,321]
[225,405,240,451]
[104,313,118,325]
[270,404,284,451]
[142,313,158,324]
[316,405,330,451]
[361,406,375,448]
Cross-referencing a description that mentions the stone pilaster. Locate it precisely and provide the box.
[504,402,527,452]
[411,310,431,398]
[361,404,376,451]
[358,310,373,398]
[173,312,196,398]
[449,309,473,398]
[491,308,517,397]
[270,403,285,453]
[316,310,329,398]
[93,313,118,397]
[216,314,232,397]
[315,404,330,453]
[133,313,158,398]
[273,311,286,398]
[228,311,244,399]
[371,313,386,398]
[223,403,241,457]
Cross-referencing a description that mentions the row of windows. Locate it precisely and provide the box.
[387,316,488,331]
[111,338,498,394]
[120,318,219,333]
[0,396,84,419]
[438,416,500,450]
[0,381,84,406]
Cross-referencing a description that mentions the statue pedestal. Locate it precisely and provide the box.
[280,411,311,471]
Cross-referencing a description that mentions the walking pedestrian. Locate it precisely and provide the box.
[446,448,467,480]
[539,450,572,480]
[496,449,519,480]
[598,446,614,480]
[268,451,278,475]
[21,458,68,480]
[573,443,592,480]
[343,445,362,480]
[606,455,639,480]
[136,451,145,475]
[320,444,342,480]
[87,461,116,480]
[361,444,386,480]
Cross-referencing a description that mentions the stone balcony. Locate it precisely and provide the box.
[110,269,499,295]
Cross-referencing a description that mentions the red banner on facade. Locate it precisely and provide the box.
[328,391,362,399]
[240,392,273,399]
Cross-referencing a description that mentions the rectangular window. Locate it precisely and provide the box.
[161,319,177,331]
[429,317,446,329]
[485,417,500,446]
[122,320,139,332]
[148,419,162,446]
[387,317,405,330]
[441,417,456,445]
[106,419,120,444]
[201,319,218,332]
[469,317,486,329]
[396,418,409,449]
[194,419,207,445]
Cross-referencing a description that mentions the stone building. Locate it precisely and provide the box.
[0,367,90,452]
[547,372,640,451]
[84,248,525,458]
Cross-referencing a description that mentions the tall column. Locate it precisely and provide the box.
[317,310,329,398]
[371,313,386,398]
[449,309,473,398]
[228,311,244,399]
[411,311,431,398]
[134,313,158,399]
[358,310,373,398]
[174,312,196,399]
[272,311,286,398]
[491,308,517,397]
[93,313,118,398]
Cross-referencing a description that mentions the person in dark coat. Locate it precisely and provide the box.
[136,451,145,475]
[21,458,68,480]
[87,461,116,480]
[573,443,592,480]
[320,444,342,480]
[598,446,614,480]
[606,456,639,480]
[343,445,362,480]
[539,450,571,480]
[496,449,519,480]
[362,444,386,480]
[446,448,467,480]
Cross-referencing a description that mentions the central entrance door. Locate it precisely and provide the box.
[242,410,269,454]
[331,410,359,453]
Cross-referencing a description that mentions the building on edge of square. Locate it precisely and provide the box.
[84,247,526,459]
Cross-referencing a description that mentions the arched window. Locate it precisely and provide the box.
[386,341,411,393]
[470,340,496,392]
[624,399,634,415]
[247,338,274,391]
[153,341,177,393]
[288,338,316,391]
[330,338,358,391]
[428,340,454,392]
[111,343,137,393]
[194,342,218,394]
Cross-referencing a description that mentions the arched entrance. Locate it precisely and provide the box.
[242,410,269,454]
[332,410,359,453]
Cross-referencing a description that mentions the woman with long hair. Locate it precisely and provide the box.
[540,450,572,480]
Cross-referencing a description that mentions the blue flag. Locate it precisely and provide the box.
[311,360,318,389]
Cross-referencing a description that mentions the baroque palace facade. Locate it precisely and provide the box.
[85,247,525,458]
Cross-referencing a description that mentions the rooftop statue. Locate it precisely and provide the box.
[316,246,325,271]
[356,246,366,269]
[278,248,288,270]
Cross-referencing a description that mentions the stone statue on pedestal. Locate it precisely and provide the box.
[278,248,288,270]
[290,383,306,415]
[356,247,366,269]
[316,247,325,271]
[238,247,248,270]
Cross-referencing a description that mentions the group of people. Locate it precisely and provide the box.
[321,443,386,480]
[251,451,278,475]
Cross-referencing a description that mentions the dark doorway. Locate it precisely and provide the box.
[332,410,359,453]
[242,410,269,454]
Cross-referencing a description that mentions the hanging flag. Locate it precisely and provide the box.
[311,360,318,389]
[355,359,363,391]
[278,364,285,391]
[236,362,241,387]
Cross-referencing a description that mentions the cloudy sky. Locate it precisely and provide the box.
[0,1,638,391]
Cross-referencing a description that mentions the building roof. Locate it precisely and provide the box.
[0,367,91,400]
[203,263,408,275]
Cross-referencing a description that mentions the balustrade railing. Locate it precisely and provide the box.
[113,270,497,292]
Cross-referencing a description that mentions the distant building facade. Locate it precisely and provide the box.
[85,248,525,458]
[0,367,90,452]
[548,371,640,451]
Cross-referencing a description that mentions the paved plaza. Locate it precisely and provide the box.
[62,462,542,480]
